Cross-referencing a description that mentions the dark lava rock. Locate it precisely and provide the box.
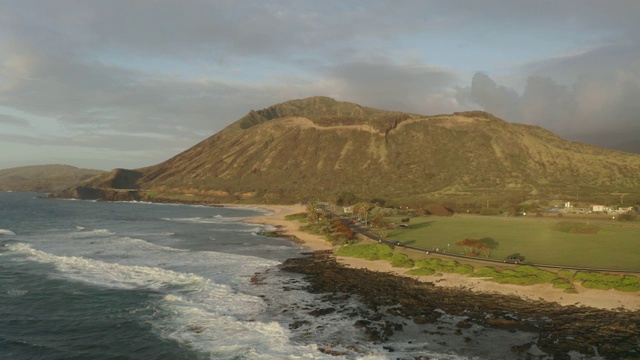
[354,319,370,328]
[281,250,640,359]
[309,307,336,317]
[456,320,473,329]
[289,320,310,330]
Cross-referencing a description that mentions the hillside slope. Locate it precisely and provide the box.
[59,97,640,206]
[0,165,105,193]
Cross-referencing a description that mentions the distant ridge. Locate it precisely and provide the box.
[56,97,640,207]
[0,165,105,193]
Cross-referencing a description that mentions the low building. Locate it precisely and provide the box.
[612,206,634,214]
[591,205,609,213]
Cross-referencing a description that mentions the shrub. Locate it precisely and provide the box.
[479,207,501,216]
[556,269,575,280]
[454,264,475,275]
[390,253,414,268]
[328,236,359,247]
[406,267,436,276]
[423,204,454,217]
[334,243,393,261]
[616,276,640,292]
[617,211,637,221]
[581,281,611,290]
[551,221,601,234]
[552,278,575,292]
[574,272,640,292]
[473,267,500,278]
[413,258,474,275]
[472,265,558,285]
[285,212,308,221]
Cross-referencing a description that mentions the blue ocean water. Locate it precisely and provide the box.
[0,192,323,359]
[0,192,545,359]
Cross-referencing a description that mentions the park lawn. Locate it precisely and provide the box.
[385,215,640,271]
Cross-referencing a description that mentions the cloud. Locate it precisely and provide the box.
[325,61,463,114]
[0,113,29,127]
[1,0,640,170]
[522,43,640,86]
[457,73,521,121]
[457,68,640,150]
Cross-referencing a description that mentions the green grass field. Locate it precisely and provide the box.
[385,215,640,271]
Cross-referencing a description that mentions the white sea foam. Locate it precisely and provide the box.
[68,228,115,238]
[0,229,16,236]
[161,216,227,224]
[9,243,201,289]
[4,242,339,359]
[6,289,27,296]
[154,300,333,360]
[10,230,280,286]
[7,243,270,315]
[225,206,274,216]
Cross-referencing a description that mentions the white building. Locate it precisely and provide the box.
[591,205,608,213]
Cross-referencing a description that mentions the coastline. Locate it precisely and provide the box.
[240,204,640,312]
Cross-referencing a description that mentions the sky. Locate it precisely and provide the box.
[1,1,639,171]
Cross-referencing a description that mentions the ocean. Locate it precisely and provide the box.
[0,192,545,360]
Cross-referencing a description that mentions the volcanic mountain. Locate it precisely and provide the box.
[60,96,640,207]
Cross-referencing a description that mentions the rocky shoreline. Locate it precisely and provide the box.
[277,250,640,359]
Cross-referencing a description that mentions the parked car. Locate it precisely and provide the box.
[504,255,524,264]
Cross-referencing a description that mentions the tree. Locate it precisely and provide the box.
[370,198,386,207]
[331,217,355,244]
[371,213,391,237]
[455,238,495,257]
[475,242,491,257]
[369,206,395,218]
[332,191,358,206]
[618,211,637,221]
[478,237,499,257]
[456,238,482,256]
[352,202,374,222]
[306,202,320,224]
[368,206,395,237]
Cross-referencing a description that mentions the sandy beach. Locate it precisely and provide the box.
[241,204,640,311]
